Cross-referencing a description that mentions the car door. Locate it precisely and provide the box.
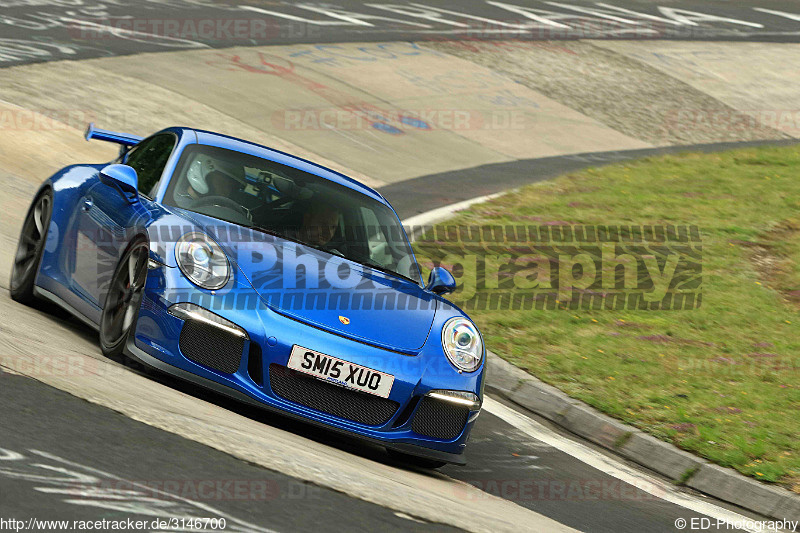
[72,133,177,309]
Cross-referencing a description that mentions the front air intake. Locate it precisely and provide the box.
[179,319,244,374]
[411,395,470,440]
[269,364,399,426]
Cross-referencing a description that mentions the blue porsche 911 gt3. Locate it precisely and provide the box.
[10,124,485,467]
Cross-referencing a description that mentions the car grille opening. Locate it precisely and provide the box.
[268,364,399,426]
[411,395,470,440]
[179,319,244,374]
[247,342,263,386]
[391,396,420,428]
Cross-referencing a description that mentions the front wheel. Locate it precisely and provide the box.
[10,189,53,304]
[99,238,149,358]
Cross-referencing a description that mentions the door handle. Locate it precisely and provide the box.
[82,197,93,212]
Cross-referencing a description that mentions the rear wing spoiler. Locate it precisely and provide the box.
[84,123,143,149]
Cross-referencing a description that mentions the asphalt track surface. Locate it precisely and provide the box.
[0,334,747,533]
[3,1,798,532]
[0,372,459,533]
[3,0,800,68]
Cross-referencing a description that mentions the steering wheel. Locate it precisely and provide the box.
[192,195,251,222]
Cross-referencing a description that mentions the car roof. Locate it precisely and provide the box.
[180,128,387,205]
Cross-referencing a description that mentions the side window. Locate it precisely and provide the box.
[125,133,176,198]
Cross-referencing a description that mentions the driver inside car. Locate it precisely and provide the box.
[292,198,345,256]
[174,155,241,208]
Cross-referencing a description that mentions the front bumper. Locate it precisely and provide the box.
[130,264,484,464]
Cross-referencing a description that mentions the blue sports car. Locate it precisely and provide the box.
[10,124,485,467]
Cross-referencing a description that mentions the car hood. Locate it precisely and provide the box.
[173,209,437,354]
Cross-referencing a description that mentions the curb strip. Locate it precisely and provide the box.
[485,351,800,522]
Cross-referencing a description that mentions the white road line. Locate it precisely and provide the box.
[482,397,781,533]
[402,192,506,239]
[28,449,277,533]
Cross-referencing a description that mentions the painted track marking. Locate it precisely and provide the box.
[27,449,277,533]
[483,397,781,533]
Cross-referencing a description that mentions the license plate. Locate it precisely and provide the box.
[287,345,394,399]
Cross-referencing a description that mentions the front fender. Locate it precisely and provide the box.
[145,210,200,267]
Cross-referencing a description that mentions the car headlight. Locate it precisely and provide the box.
[175,232,229,290]
[442,317,483,373]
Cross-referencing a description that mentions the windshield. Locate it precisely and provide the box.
[163,144,422,284]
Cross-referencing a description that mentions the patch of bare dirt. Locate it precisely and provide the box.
[748,218,800,310]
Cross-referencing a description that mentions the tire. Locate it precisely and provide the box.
[10,189,53,305]
[386,449,448,470]
[99,238,149,358]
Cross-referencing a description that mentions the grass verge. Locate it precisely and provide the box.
[414,145,800,491]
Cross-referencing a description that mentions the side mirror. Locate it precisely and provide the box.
[99,164,138,201]
[426,266,456,295]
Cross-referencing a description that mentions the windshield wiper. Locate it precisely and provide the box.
[353,258,419,285]
[247,225,282,238]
